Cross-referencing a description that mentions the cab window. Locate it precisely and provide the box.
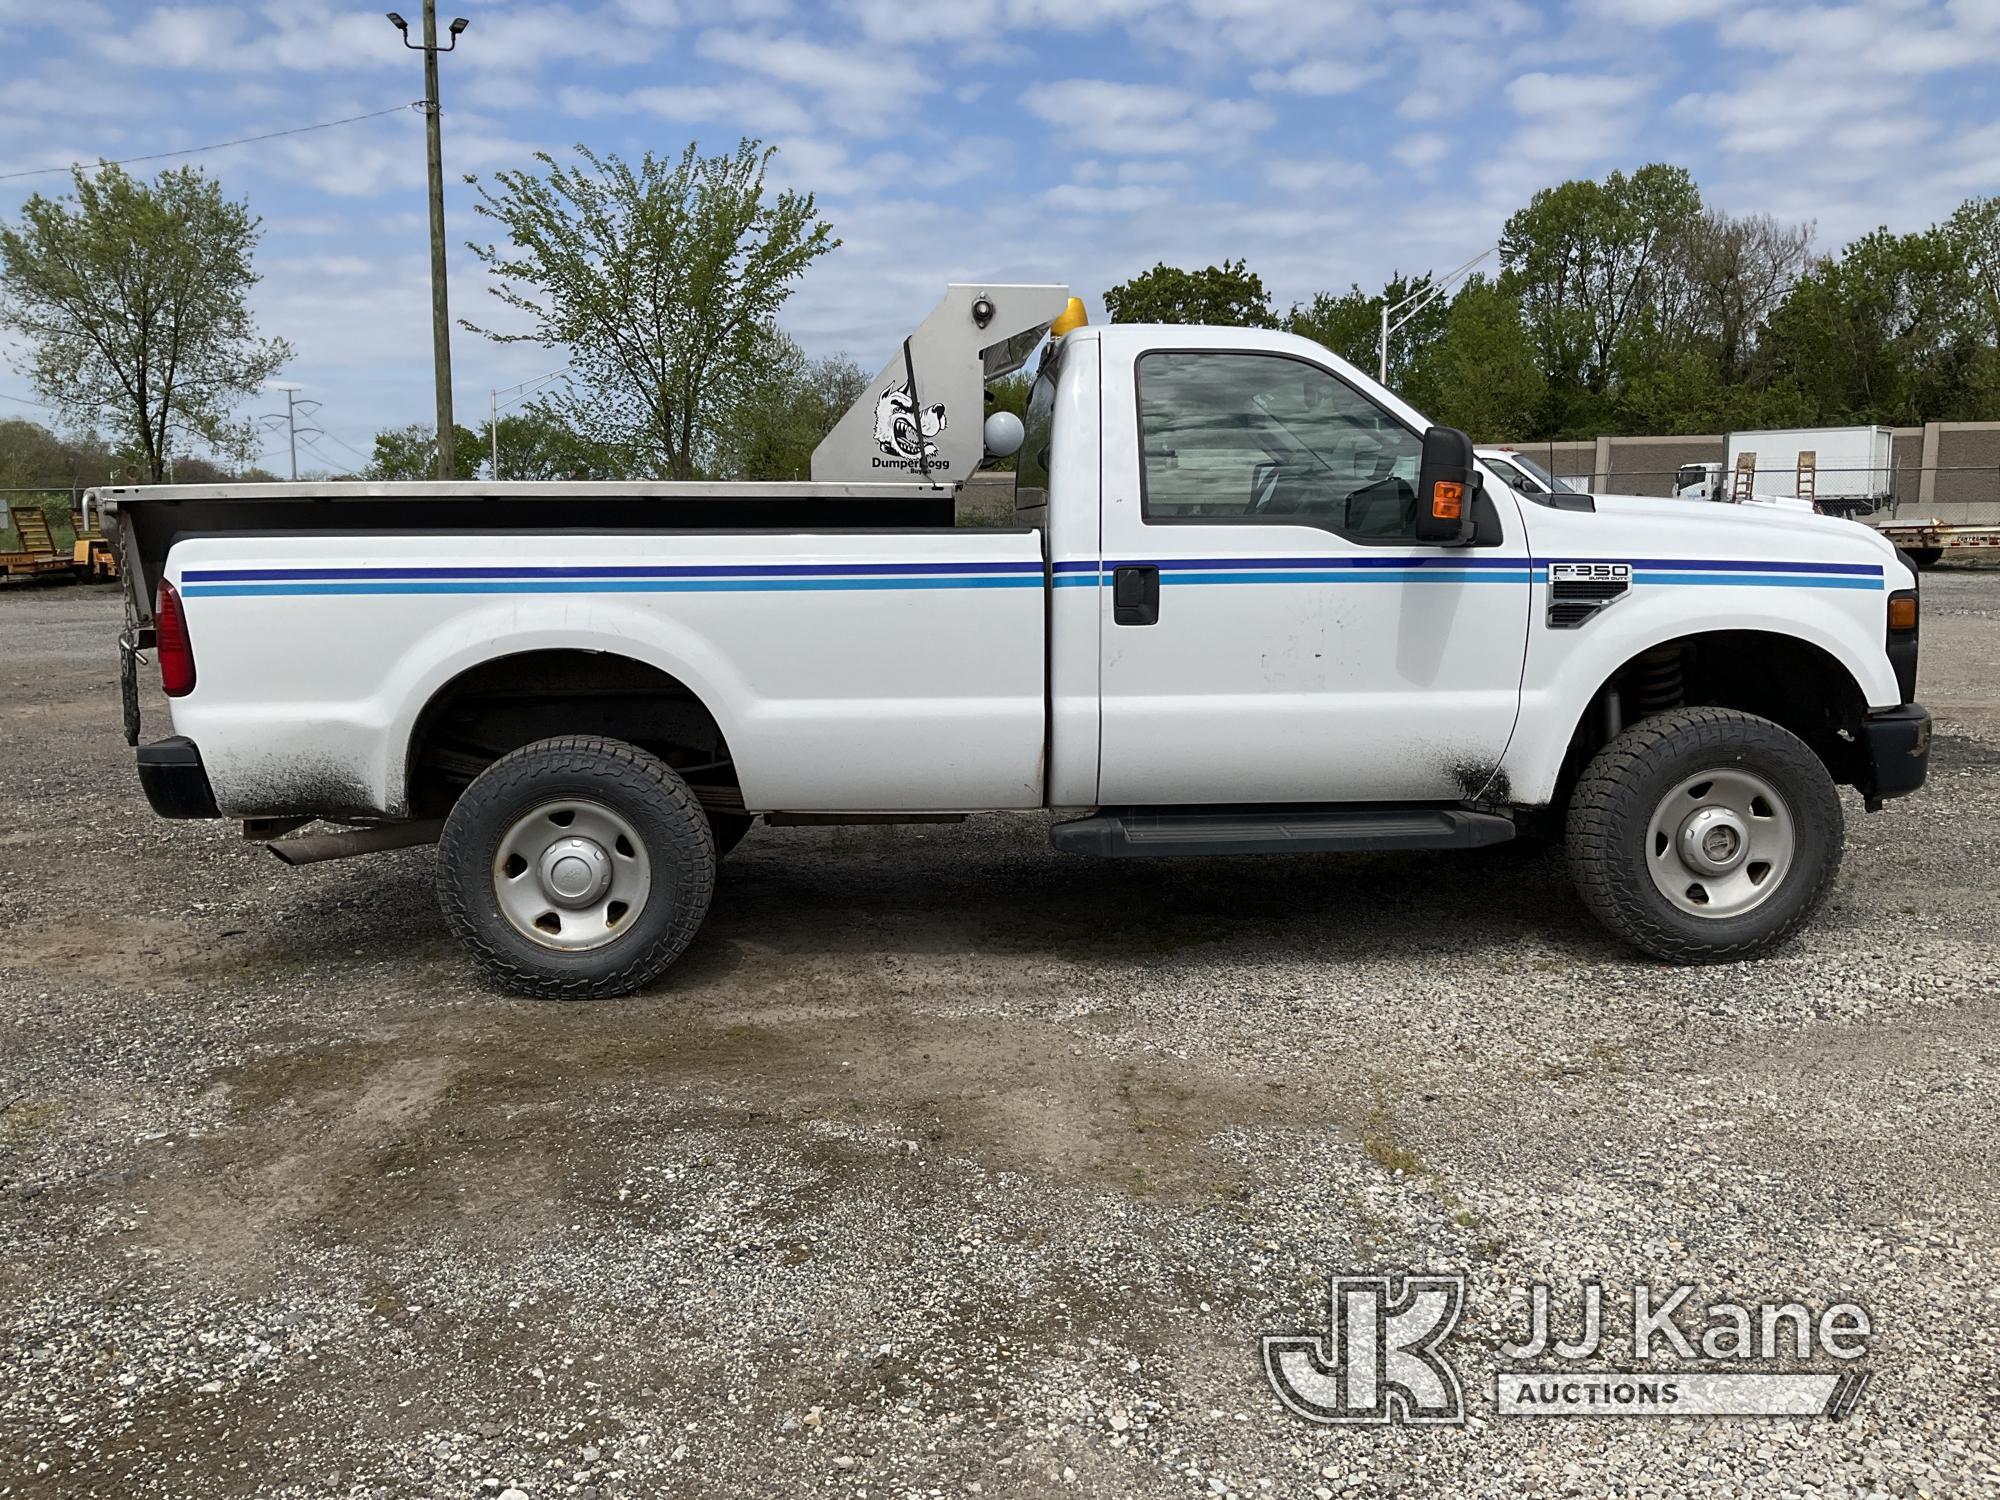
[1014,369,1056,513]
[1137,351,1424,540]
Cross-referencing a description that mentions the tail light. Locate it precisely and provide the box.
[156,577,196,696]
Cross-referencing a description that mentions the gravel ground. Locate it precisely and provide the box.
[1,577,1997,1499]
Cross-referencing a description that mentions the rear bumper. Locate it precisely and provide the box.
[136,735,220,819]
[1857,704,1931,806]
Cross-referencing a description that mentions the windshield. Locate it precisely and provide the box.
[1509,454,1574,493]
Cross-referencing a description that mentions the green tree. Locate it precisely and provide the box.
[0,417,114,489]
[0,163,291,481]
[1414,276,1546,440]
[1500,164,1703,432]
[1103,259,1275,327]
[1672,211,1815,388]
[1761,226,1976,425]
[711,328,868,481]
[484,404,630,479]
[1287,273,1451,396]
[369,421,481,480]
[466,139,838,481]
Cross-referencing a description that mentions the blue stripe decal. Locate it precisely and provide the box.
[1635,572,1881,590]
[179,554,1884,596]
[181,576,1047,599]
[1612,557,1880,576]
[184,559,1042,582]
[1166,569,1534,585]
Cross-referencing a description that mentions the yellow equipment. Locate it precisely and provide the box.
[70,506,117,581]
[0,501,72,580]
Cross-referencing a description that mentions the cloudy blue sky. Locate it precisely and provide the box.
[2,0,1997,473]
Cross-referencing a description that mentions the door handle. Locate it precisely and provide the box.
[1113,565,1160,626]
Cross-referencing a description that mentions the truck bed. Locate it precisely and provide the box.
[96,480,958,630]
[157,524,1048,818]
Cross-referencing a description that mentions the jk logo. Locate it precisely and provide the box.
[1261,1274,1467,1425]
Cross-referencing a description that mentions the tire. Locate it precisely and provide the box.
[436,736,716,999]
[1565,708,1843,963]
[707,810,754,858]
[1905,547,1943,569]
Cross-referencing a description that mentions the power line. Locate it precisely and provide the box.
[296,436,359,476]
[0,102,424,184]
[317,427,376,464]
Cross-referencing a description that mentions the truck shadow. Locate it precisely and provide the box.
[696,819,1609,969]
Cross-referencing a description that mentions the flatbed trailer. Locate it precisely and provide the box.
[0,501,73,581]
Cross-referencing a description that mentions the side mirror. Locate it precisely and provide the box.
[1413,425,1477,545]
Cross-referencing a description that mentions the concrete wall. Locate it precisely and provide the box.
[1493,422,2000,518]
[1931,422,2000,522]
[1601,435,1726,497]
[1891,429,1924,508]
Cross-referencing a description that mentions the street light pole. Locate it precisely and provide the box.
[488,368,573,480]
[388,5,468,479]
[1378,246,1495,387]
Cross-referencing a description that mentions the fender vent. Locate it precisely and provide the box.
[1546,562,1632,629]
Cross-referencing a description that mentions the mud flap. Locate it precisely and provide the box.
[119,633,141,747]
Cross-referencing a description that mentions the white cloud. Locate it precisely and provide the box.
[1043,181,1175,214]
[1250,59,1385,96]
[1716,1,2000,77]
[1504,72,1649,115]
[694,27,938,136]
[559,81,817,136]
[1582,0,1735,24]
[1022,78,1273,157]
[1262,157,1374,195]
[1392,133,1452,174]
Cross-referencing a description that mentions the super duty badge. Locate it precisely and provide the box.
[1548,561,1632,629]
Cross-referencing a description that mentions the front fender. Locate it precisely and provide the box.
[1503,586,1896,806]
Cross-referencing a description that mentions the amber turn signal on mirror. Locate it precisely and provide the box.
[1431,480,1465,520]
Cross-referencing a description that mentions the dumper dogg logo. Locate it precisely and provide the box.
[1261,1274,1873,1426]
[873,379,948,471]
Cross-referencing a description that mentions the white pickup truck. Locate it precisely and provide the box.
[97,284,1930,998]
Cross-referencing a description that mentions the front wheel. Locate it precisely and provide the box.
[437,736,716,998]
[1565,708,1843,963]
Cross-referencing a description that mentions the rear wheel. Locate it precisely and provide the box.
[1566,708,1843,962]
[1905,546,1943,569]
[437,736,715,998]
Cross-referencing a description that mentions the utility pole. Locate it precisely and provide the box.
[388,6,468,479]
[260,384,322,481]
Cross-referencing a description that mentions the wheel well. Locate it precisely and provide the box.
[1548,631,1870,819]
[406,650,739,820]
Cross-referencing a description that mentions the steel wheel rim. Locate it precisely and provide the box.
[493,798,651,951]
[1645,767,1795,919]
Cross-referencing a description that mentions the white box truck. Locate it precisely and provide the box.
[1674,427,1897,516]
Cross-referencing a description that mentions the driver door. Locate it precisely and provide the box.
[1096,347,1532,805]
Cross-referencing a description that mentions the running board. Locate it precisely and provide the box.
[1049,805,1516,858]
